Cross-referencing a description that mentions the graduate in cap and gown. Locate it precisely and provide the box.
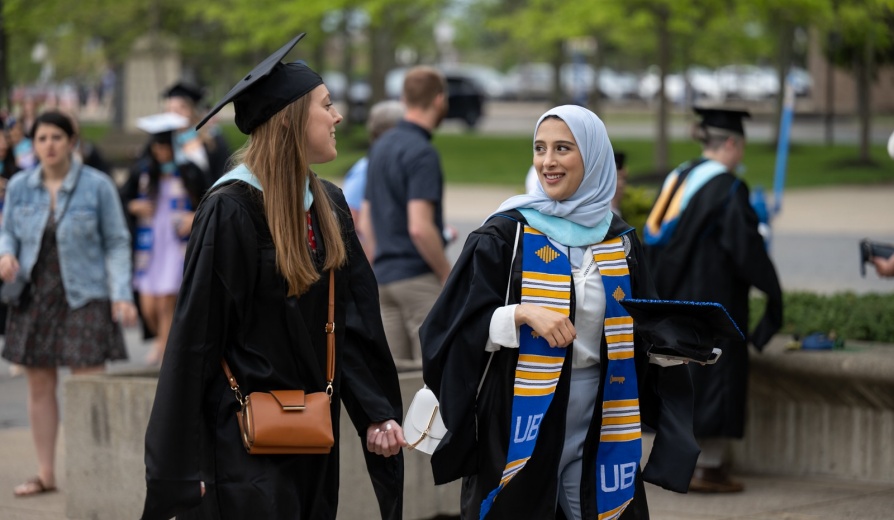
[421,105,726,519]
[162,82,232,182]
[140,34,405,520]
[642,107,783,493]
[121,112,210,365]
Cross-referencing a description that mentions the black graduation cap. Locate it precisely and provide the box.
[613,151,626,170]
[694,106,751,137]
[196,33,324,135]
[163,82,205,104]
[620,299,744,363]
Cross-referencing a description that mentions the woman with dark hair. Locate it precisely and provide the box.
[121,114,210,364]
[140,34,404,520]
[0,110,137,497]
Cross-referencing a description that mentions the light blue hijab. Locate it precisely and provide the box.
[491,105,616,247]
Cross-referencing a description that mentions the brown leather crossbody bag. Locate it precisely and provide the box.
[221,271,336,455]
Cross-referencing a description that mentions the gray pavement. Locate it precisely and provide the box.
[1,183,893,518]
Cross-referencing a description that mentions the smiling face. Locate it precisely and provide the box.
[533,117,585,202]
[304,85,343,165]
[33,123,75,171]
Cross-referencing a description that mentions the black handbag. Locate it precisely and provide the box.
[0,275,29,307]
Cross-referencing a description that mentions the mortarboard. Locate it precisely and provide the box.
[163,82,205,104]
[136,112,189,135]
[620,299,744,364]
[136,112,189,145]
[694,106,751,137]
[196,33,324,135]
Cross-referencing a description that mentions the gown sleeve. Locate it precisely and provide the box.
[140,189,257,520]
[719,182,783,349]
[420,224,516,484]
[325,182,405,520]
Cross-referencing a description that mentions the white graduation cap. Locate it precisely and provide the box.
[136,112,189,135]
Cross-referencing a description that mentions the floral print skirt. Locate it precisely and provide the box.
[1,218,127,368]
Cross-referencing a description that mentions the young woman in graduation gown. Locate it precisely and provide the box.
[140,35,405,520]
[420,105,699,520]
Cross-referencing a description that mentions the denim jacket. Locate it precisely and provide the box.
[0,161,133,309]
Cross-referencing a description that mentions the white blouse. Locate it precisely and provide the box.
[486,243,682,368]
[486,248,605,369]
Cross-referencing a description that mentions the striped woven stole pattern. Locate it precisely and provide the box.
[593,237,641,520]
[479,226,570,519]
[643,169,686,246]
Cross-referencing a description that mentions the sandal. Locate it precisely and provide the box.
[13,477,57,497]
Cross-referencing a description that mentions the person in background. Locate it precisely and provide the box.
[140,34,404,520]
[642,107,783,493]
[0,125,21,341]
[162,82,231,182]
[611,151,627,217]
[0,110,137,497]
[421,105,699,519]
[873,254,894,277]
[342,100,404,251]
[7,117,37,171]
[359,66,451,370]
[876,130,894,278]
[121,113,210,365]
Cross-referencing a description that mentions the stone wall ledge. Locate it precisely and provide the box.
[734,335,894,483]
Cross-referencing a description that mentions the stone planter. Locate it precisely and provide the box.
[63,369,459,520]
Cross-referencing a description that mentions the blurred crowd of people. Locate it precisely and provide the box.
[0,79,232,498]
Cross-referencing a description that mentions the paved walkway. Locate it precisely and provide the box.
[1,183,893,518]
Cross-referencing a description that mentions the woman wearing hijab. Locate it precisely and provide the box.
[421,105,698,519]
[140,34,404,520]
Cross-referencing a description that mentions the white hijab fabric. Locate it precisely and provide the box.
[492,105,617,229]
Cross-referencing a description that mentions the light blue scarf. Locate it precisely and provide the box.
[213,164,314,211]
[491,105,617,247]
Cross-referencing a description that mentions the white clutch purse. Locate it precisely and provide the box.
[404,385,448,455]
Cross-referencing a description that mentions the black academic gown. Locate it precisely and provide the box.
[421,210,700,520]
[140,179,404,520]
[644,171,783,439]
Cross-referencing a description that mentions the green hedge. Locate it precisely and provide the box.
[750,292,894,343]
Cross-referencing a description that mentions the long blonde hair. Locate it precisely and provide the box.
[231,95,346,296]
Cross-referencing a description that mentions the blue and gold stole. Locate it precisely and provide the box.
[643,158,727,246]
[479,226,641,519]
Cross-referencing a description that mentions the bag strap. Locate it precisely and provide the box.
[476,220,522,397]
[221,270,337,404]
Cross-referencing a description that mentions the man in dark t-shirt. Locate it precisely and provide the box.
[360,66,451,369]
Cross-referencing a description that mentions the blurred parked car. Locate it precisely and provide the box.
[505,63,553,100]
[507,62,638,101]
[787,66,813,97]
[638,66,724,103]
[716,65,779,101]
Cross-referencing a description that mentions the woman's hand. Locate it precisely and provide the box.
[515,304,577,348]
[0,254,20,283]
[128,199,155,220]
[366,419,406,457]
[175,211,196,238]
[111,301,138,327]
[872,254,894,278]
